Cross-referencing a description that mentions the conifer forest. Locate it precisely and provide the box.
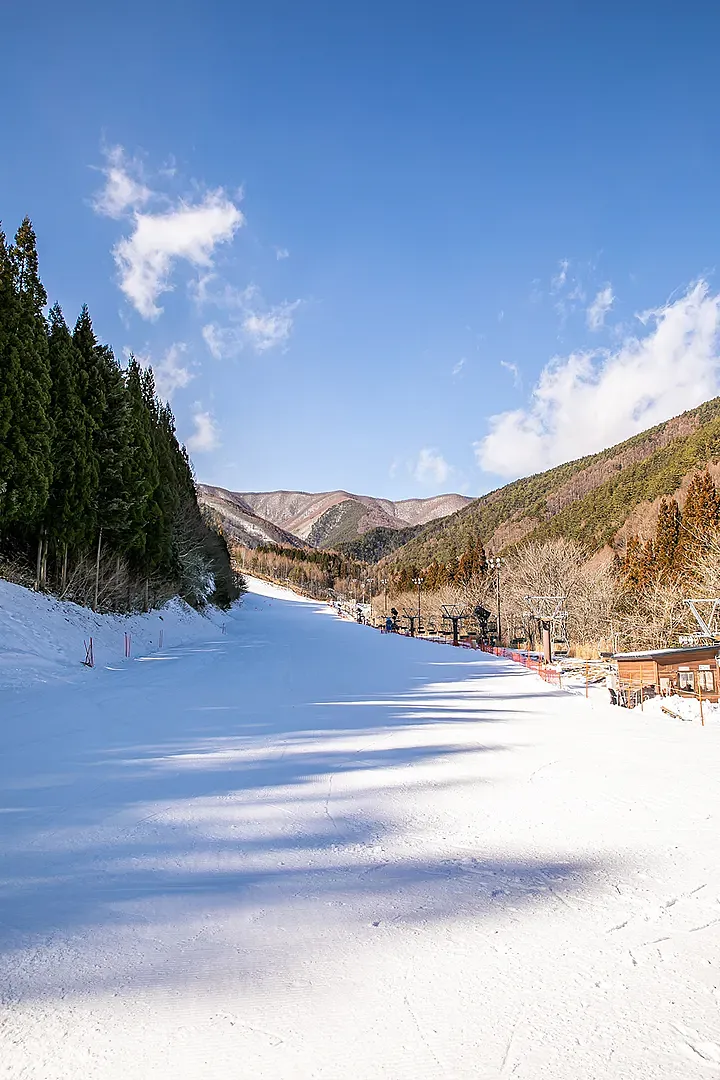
[0,217,240,611]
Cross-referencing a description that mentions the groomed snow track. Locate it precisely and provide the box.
[1,576,720,1078]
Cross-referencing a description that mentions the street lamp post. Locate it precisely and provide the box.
[412,576,424,633]
[487,557,504,646]
[380,578,388,615]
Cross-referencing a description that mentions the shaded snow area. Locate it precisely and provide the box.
[2,577,720,1078]
[0,578,228,692]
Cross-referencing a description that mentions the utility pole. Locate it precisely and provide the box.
[488,556,504,646]
[380,578,388,615]
[412,576,424,633]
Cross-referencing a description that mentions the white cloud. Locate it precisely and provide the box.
[500,360,521,387]
[201,323,231,360]
[413,447,451,486]
[475,281,720,479]
[199,282,300,357]
[243,300,300,352]
[275,247,290,260]
[152,343,193,401]
[93,145,245,319]
[186,409,220,453]
[92,145,151,219]
[587,285,615,330]
[551,259,569,291]
[114,193,243,319]
[452,358,466,377]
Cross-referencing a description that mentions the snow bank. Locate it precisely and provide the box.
[0,578,230,693]
[638,692,720,724]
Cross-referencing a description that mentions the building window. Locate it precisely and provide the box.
[699,669,715,692]
[678,669,695,691]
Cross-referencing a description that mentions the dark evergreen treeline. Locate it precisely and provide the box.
[0,216,241,611]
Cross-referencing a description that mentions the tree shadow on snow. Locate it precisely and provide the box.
[0,607,599,1002]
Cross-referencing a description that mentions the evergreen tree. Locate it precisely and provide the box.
[3,219,52,530]
[638,538,656,589]
[124,355,157,568]
[654,497,681,578]
[72,305,104,541]
[677,471,720,569]
[0,227,19,525]
[622,535,644,590]
[143,370,178,578]
[46,305,95,574]
[95,343,131,548]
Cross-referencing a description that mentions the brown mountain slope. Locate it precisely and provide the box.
[199,486,305,549]
[216,488,471,548]
[383,397,720,569]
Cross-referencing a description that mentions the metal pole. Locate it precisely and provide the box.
[496,566,501,646]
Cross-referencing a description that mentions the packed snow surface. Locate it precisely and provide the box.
[2,576,720,1078]
[0,577,227,692]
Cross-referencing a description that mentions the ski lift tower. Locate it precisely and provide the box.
[524,596,567,663]
[441,603,468,647]
[680,599,720,645]
[401,607,418,637]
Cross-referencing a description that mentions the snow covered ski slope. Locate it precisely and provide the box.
[2,575,720,1079]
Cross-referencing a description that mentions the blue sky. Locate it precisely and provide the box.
[3,2,720,499]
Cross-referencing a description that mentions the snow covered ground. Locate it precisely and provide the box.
[2,575,720,1078]
[0,578,228,692]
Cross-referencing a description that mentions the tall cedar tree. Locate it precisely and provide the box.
[3,219,52,529]
[71,305,105,541]
[677,471,720,568]
[96,343,131,547]
[143,369,178,577]
[654,497,681,578]
[124,356,158,569]
[0,228,18,518]
[46,305,95,556]
[622,536,645,590]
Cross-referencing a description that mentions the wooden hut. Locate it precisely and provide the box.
[613,644,720,703]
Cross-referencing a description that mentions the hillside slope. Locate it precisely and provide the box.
[385,397,720,567]
[204,487,471,548]
[199,486,306,549]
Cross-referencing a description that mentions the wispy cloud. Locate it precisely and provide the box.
[186,409,220,453]
[92,145,244,320]
[475,281,720,479]
[275,247,290,261]
[91,145,152,219]
[551,258,569,292]
[452,357,466,377]
[152,343,194,401]
[413,447,451,486]
[198,280,300,357]
[243,301,300,352]
[500,360,521,387]
[587,285,615,330]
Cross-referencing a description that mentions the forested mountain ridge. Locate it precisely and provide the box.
[383,397,720,569]
[0,216,239,611]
